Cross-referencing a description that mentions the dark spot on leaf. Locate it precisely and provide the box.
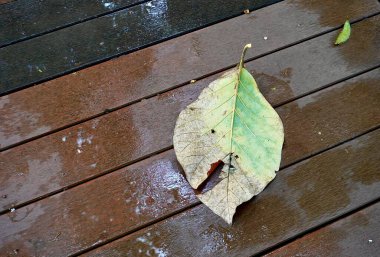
[211,129,215,133]
[235,155,239,159]
[190,107,194,111]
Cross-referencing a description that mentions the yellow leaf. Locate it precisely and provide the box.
[173,44,284,224]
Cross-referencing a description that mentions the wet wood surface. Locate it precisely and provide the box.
[84,129,380,257]
[0,0,379,256]
[264,203,380,257]
[1,13,379,149]
[0,0,286,94]
[0,70,379,256]
[1,22,379,212]
[0,0,146,47]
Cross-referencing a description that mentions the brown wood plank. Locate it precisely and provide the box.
[1,0,379,149]
[264,203,380,257]
[0,71,379,256]
[84,129,380,257]
[0,16,379,213]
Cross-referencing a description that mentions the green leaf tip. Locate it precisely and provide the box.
[335,20,351,45]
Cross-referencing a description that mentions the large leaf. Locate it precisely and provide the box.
[173,44,284,224]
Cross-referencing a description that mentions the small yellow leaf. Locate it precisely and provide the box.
[335,20,351,45]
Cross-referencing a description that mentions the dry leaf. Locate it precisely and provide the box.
[173,44,284,224]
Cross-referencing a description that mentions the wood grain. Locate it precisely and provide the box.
[0,0,380,94]
[264,203,380,257]
[84,129,380,257]
[0,71,379,256]
[1,13,379,149]
[0,0,146,47]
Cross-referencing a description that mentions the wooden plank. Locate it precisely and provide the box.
[84,129,380,257]
[0,0,285,94]
[0,0,146,47]
[0,0,378,95]
[0,71,379,256]
[264,203,380,257]
[0,21,379,212]
[1,13,379,149]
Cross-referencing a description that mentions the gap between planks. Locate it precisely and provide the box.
[1,12,379,152]
[253,198,380,257]
[260,198,380,257]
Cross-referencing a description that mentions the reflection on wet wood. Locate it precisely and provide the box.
[0,71,379,256]
[85,129,380,257]
[265,203,380,257]
[0,41,379,211]
[0,0,286,94]
[1,0,379,96]
[1,14,379,149]
[0,0,145,47]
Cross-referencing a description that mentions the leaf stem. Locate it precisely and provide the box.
[238,43,252,72]
[228,44,252,165]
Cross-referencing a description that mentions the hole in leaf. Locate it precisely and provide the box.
[207,160,222,176]
[196,160,224,194]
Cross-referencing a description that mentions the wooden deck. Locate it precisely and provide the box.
[0,0,379,256]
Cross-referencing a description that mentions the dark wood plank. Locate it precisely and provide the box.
[0,0,146,47]
[0,71,379,256]
[0,0,286,95]
[264,203,380,257]
[1,12,379,149]
[0,0,378,95]
[84,129,380,257]
[0,19,379,213]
